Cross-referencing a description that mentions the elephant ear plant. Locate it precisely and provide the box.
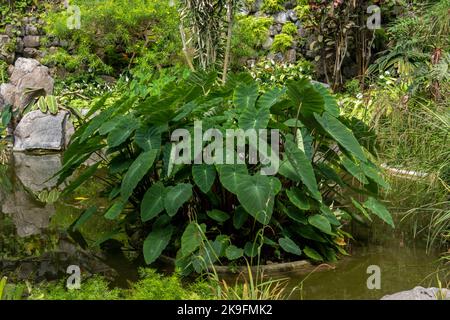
[58,71,393,274]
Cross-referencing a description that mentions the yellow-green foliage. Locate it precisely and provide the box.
[29,269,213,300]
[262,0,284,13]
[272,34,293,53]
[281,22,298,36]
[43,0,180,74]
[294,4,311,20]
[232,16,273,59]
[0,60,9,83]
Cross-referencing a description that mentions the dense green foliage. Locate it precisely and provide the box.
[43,0,180,74]
[58,70,392,274]
[2,269,212,300]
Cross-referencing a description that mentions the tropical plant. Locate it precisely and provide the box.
[58,71,392,275]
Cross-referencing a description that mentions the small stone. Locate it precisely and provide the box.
[25,24,39,36]
[23,35,40,48]
[268,25,279,36]
[274,52,284,62]
[15,38,24,53]
[284,49,297,63]
[23,47,39,58]
[287,9,298,22]
[262,36,274,50]
[273,11,289,24]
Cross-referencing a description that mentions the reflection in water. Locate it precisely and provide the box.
[0,152,123,282]
[287,244,442,300]
[1,153,62,237]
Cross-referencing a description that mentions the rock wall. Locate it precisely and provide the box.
[239,0,312,65]
[0,16,66,65]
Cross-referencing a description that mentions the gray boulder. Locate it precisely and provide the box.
[381,287,450,300]
[10,58,54,110]
[262,36,274,50]
[0,83,16,109]
[13,110,74,152]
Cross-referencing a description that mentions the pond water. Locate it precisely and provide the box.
[0,151,447,299]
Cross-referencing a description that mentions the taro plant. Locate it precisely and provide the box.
[58,71,393,274]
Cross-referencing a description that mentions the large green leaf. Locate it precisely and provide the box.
[164,183,193,217]
[341,156,368,184]
[218,164,248,194]
[239,106,270,130]
[296,225,327,243]
[351,197,372,221]
[286,188,310,210]
[104,199,127,220]
[303,246,323,261]
[107,116,139,148]
[308,214,334,235]
[256,87,285,110]
[287,79,324,117]
[278,158,302,182]
[141,182,166,222]
[361,162,390,190]
[135,125,162,151]
[207,209,230,223]
[278,237,302,256]
[233,82,258,110]
[282,204,308,224]
[314,112,367,162]
[121,150,158,200]
[312,83,339,117]
[192,164,216,194]
[244,241,259,258]
[62,162,100,196]
[72,206,97,231]
[236,174,275,225]
[363,197,395,228]
[143,225,174,264]
[233,206,249,229]
[181,223,206,256]
[285,137,321,200]
[225,245,244,260]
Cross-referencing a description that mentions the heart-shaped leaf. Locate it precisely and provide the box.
[141,182,166,222]
[164,183,193,217]
[181,223,206,256]
[218,164,248,194]
[143,225,174,264]
[315,112,367,162]
[278,237,302,256]
[363,197,394,228]
[192,164,216,194]
[225,245,244,260]
[308,214,333,235]
[285,137,321,200]
[207,209,230,223]
[236,174,275,225]
[121,149,158,200]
